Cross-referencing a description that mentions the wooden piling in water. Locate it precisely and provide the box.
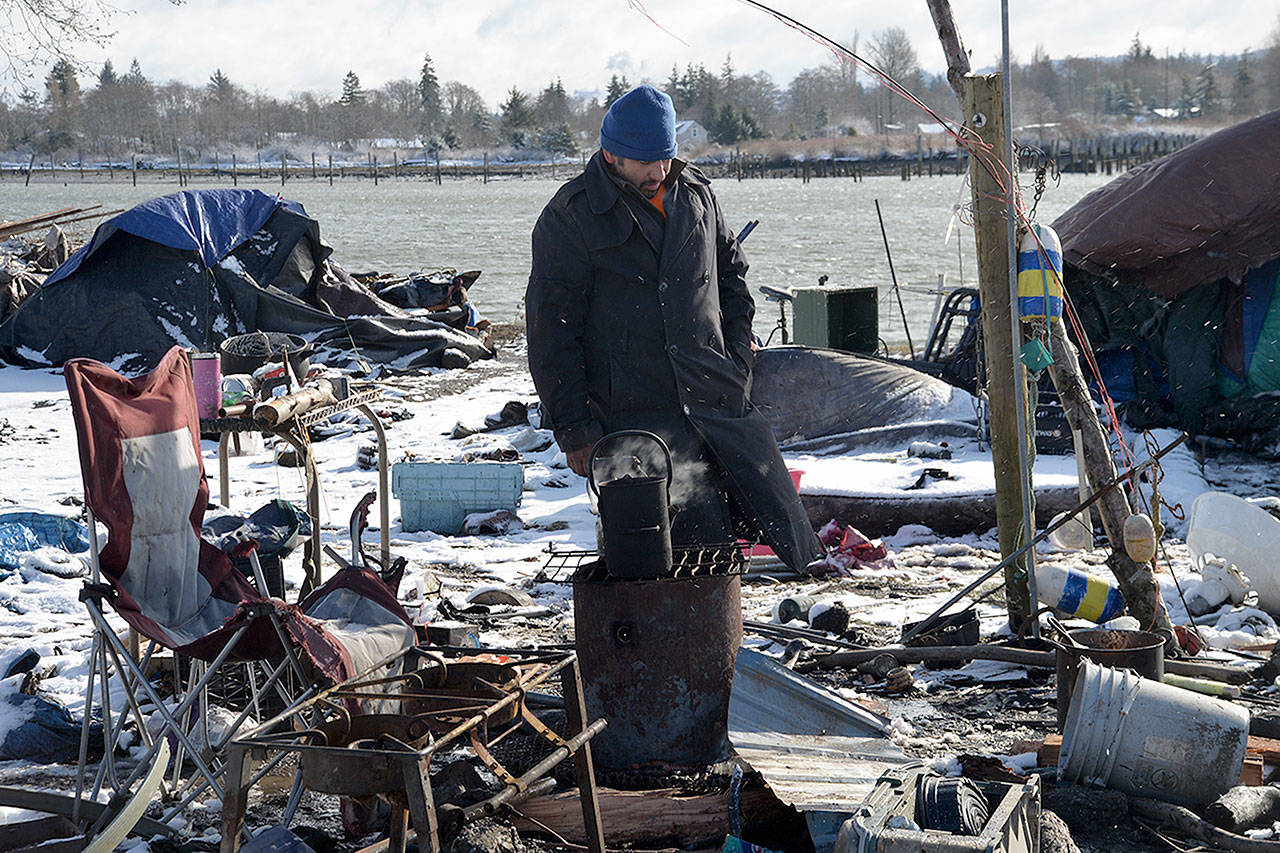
[231,153,238,186]
[328,154,333,186]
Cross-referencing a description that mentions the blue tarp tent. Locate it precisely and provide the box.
[0,189,492,372]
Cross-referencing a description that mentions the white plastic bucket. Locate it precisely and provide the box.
[1187,491,1280,612]
[1058,660,1248,807]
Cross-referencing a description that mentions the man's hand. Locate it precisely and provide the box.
[566,446,592,477]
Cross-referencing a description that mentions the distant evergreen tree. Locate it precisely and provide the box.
[44,58,82,148]
[207,69,234,100]
[97,60,117,88]
[814,104,829,134]
[1195,64,1222,117]
[539,122,578,156]
[1175,75,1197,117]
[720,53,735,102]
[604,74,629,108]
[1113,79,1141,116]
[339,71,364,106]
[535,78,570,126]
[418,53,441,132]
[666,66,683,107]
[710,102,745,144]
[1232,51,1257,116]
[500,86,533,144]
[126,59,145,84]
[1126,32,1155,64]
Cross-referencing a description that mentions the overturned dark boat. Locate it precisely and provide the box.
[751,346,1080,536]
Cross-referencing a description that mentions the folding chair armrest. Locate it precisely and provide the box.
[79,582,116,605]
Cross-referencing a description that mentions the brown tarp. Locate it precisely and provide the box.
[1053,110,1280,299]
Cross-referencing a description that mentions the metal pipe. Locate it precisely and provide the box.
[875,198,915,359]
[480,718,607,814]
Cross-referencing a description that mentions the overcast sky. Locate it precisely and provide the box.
[61,1,1280,107]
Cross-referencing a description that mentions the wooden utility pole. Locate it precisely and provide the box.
[964,73,1033,626]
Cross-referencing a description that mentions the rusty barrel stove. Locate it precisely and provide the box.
[576,430,742,773]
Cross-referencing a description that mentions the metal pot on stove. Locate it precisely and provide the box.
[588,430,673,579]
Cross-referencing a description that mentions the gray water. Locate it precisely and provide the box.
[0,170,1114,347]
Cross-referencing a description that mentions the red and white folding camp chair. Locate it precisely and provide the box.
[64,346,415,838]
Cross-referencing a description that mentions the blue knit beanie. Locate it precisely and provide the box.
[600,84,678,161]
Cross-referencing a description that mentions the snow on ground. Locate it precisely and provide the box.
[0,338,1277,840]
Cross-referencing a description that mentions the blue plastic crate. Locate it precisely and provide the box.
[391,461,524,534]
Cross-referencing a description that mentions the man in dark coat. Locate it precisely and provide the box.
[525,84,822,571]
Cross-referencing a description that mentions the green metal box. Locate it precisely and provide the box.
[791,286,879,354]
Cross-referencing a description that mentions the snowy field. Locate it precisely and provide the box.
[0,333,1276,845]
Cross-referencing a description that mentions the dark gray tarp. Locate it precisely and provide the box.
[0,192,492,373]
[1053,110,1280,300]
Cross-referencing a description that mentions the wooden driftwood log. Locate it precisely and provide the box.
[1205,786,1280,834]
[509,786,799,847]
[1130,797,1280,852]
[252,380,335,427]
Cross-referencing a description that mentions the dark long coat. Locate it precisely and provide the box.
[526,152,820,570]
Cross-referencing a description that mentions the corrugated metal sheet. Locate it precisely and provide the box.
[729,648,912,851]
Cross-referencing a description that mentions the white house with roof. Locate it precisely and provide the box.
[676,120,709,149]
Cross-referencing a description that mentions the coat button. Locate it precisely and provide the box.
[702,272,710,283]
[667,344,677,354]
[658,281,668,292]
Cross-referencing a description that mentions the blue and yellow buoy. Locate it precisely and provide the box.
[1017,223,1064,320]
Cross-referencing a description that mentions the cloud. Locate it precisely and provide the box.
[45,0,1279,109]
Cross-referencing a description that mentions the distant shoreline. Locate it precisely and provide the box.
[0,128,1202,186]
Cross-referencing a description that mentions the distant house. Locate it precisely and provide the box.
[676,120,708,149]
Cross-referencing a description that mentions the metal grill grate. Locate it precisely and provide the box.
[540,542,746,582]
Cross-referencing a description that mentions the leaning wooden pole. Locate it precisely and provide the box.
[1046,320,1172,636]
[926,0,970,103]
[963,74,1033,628]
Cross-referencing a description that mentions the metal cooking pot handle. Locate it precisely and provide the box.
[411,650,448,689]
[586,429,673,497]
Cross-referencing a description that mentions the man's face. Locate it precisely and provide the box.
[603,151,670,198]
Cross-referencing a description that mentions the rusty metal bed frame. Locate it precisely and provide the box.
[219,646,606,853]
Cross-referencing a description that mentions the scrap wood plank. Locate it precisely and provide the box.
[0,206,101,239]
[0,207,78,232]
[509,786,789,846]
[1247,735,1280,764]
